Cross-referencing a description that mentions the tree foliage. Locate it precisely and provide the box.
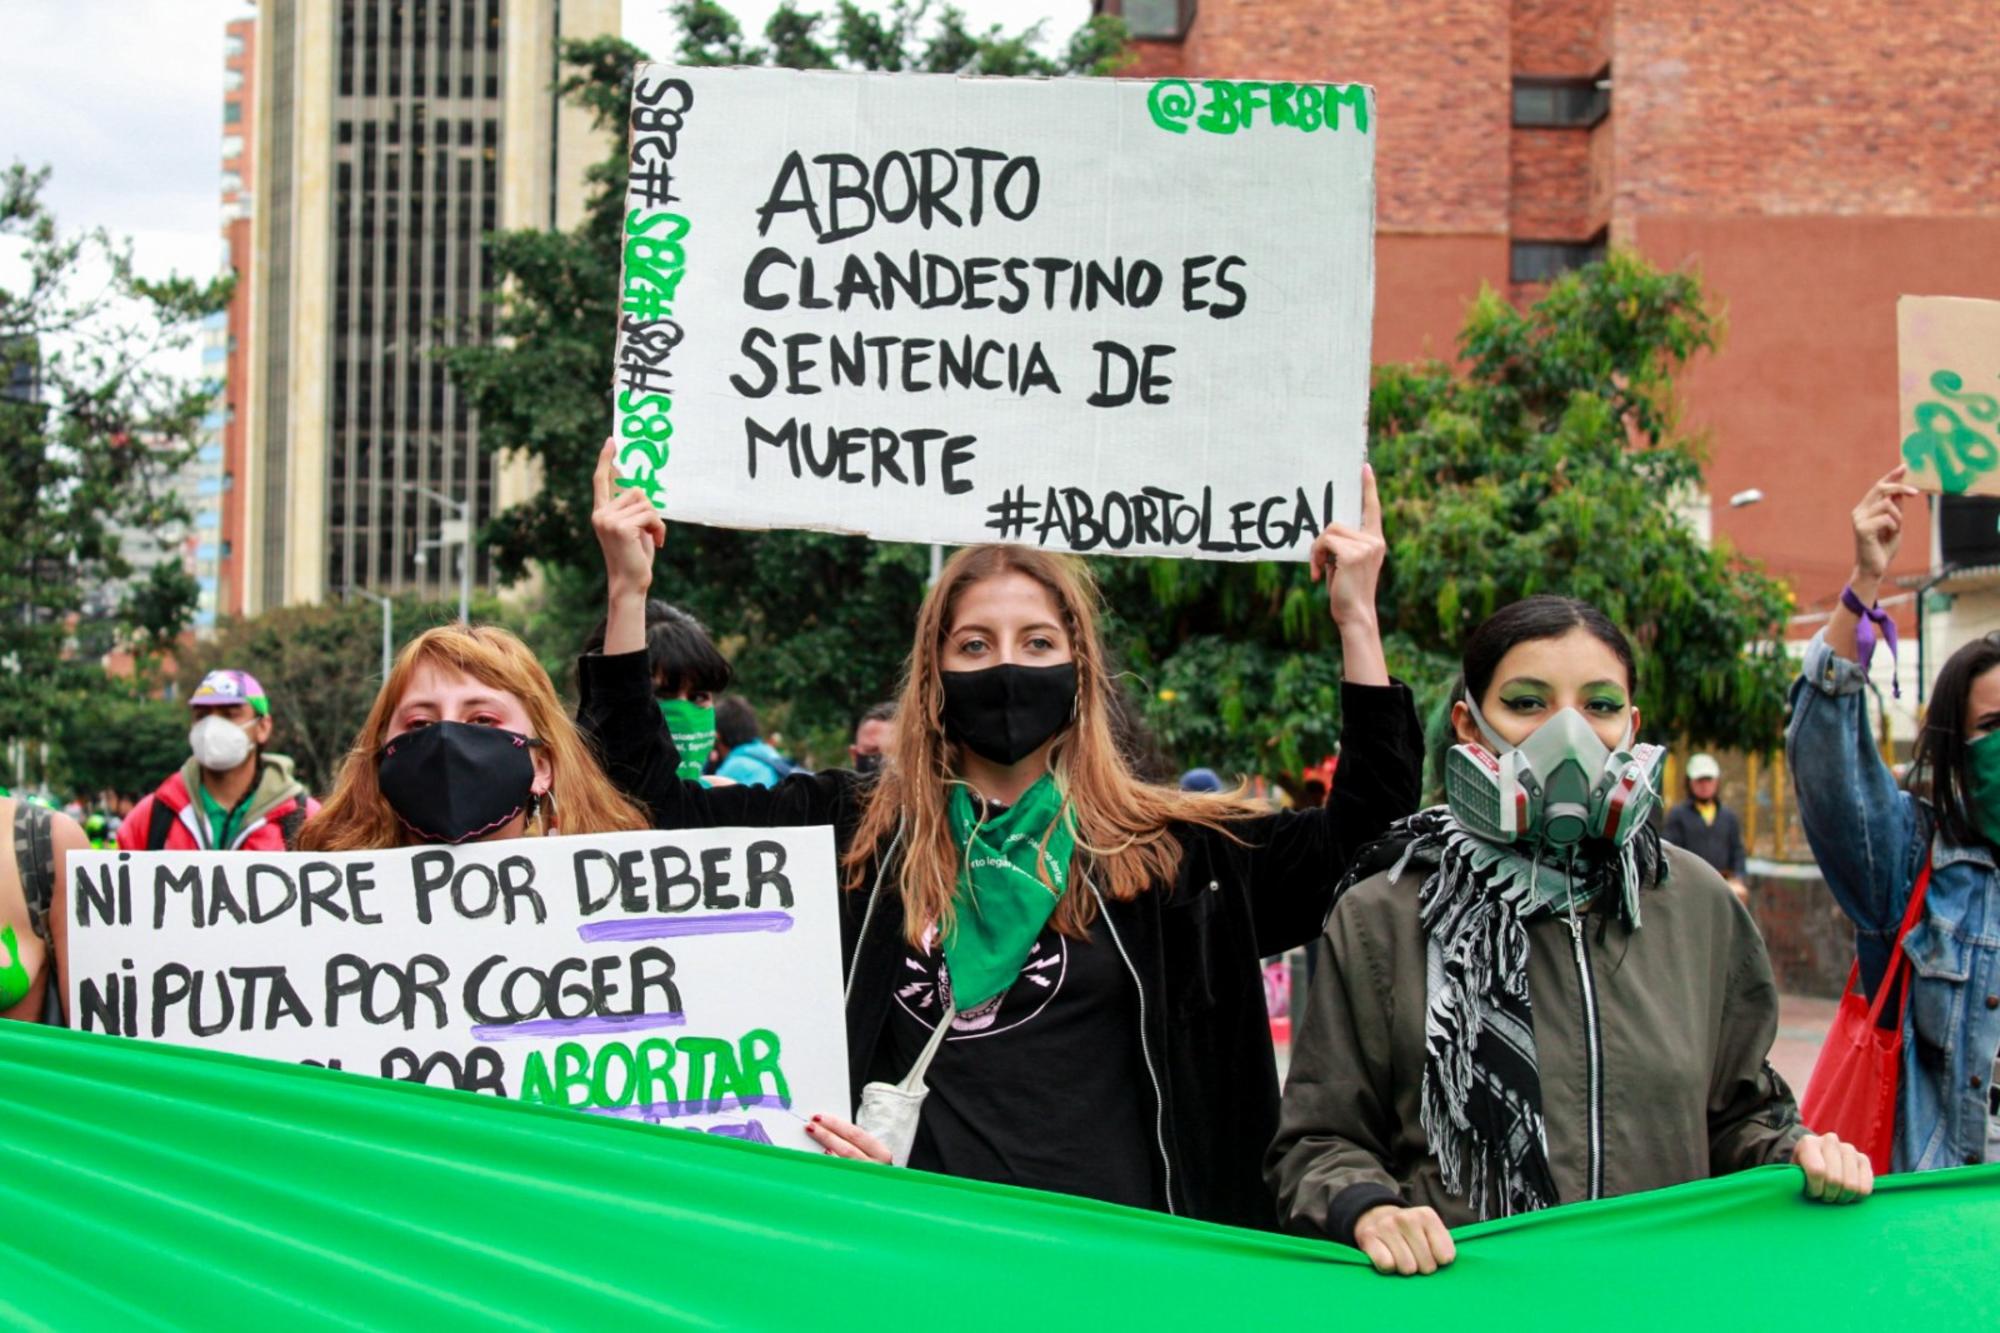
[447,9,1789,782]
[49,689,190,801]
[0,165,231,743]
[441,4,1128,762]
[1106,251,1795,784]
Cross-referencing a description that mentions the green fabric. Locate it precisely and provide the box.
[0,924,27,1008]
[0,1023,1994,1329]
[944,775,1073,1010]
[193,779,242,850]
[658,699,717,785]
[1968,730,2000,839]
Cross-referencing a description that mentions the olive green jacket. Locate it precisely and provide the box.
[1268,842,1805,1243]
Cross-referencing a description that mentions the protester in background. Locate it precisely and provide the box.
[117,669,317,853]
[849,702,897,777]
[302,624,649,851]
[714,697,801,787]
[1,794,87,1024]
[583,441,1422,1226]
[1788,465,2000,1172]
[580,599,733,786]
[1178,767,1224,793]
[1270,595,1870,1276]
[1664,752,1750,907]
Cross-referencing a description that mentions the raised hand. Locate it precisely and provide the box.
[593,438,667,596]
[591,438,667,656]
[1851,464,1920,587]
[1310,464,1389,686]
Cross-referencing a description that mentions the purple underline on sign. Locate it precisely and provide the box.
[587,1092,793,1121]
[575,910,795,943]
[470,1011,687,1041]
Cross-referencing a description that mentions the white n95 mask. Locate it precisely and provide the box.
[189,715,254,772]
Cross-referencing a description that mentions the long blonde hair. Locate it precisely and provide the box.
[301,624,650,851]
[841,545,1262,942]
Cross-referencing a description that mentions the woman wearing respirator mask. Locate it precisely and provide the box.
[1269,596,1871,1277]
[581,443,1424,1226]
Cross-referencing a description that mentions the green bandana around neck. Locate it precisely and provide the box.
[0,925,30,1009]
[1967,730,2000,841]
[942,773,1076,1012]
[658,700,717,785]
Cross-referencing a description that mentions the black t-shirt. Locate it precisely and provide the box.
[875,915,1162,1210]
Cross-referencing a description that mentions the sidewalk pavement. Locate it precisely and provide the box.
[1770,991,1838,1094]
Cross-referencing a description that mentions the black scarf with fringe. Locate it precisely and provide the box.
[1362,806,1664,1219]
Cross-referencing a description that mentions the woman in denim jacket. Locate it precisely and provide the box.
[1787,465,2000,1171]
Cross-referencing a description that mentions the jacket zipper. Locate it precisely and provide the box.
[1565,911,1606,1200]
[1090,878,1177,1216]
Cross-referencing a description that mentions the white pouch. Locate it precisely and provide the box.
[854,1007,955,1167]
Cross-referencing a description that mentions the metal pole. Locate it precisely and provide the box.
[929,543,943,586]
[407,484,473,624]
[346,587,394,681]
[1914,562,1959,708]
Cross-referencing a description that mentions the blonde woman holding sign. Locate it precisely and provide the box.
[303,624,651,851]
[580,442,1423,1227]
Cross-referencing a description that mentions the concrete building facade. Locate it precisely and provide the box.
[242,0,616,613]
[1106,0,2000,738]
[218,16,258,622]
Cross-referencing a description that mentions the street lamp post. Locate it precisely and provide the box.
[345,586,394,681]
[406,484,473,624]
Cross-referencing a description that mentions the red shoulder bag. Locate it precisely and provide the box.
[1798,855,1932,1174]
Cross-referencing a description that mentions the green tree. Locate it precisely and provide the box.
[441,4,1127,757]
[1112,251,1795,785]
[0,165,231,744]
[50,689,190,801]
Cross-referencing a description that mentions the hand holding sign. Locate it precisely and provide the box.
[1310,463,1389,686]
[1850,464,1921,585]
[593,438,667,656]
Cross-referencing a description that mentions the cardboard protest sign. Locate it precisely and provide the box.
[66,827,847,1151]
[612,67,1377,561]
[1897,295,2000,497]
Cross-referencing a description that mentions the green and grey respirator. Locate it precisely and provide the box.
[1444,694,1665,848]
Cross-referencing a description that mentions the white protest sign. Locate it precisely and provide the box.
[1898,295,2000,497]
[611,68,1376,560]
[67,827,847,1152]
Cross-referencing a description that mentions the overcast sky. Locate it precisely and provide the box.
[0,0,1092,291]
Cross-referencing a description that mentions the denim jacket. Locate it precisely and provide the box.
[1786,631,2000,1171]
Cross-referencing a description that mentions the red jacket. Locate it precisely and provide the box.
[117,754,318,852]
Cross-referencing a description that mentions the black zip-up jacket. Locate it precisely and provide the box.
[577,650,1423,1229]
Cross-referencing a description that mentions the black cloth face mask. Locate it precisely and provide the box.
[377,721,545,844]
[853,752,884,778]
[939,662,1078,765]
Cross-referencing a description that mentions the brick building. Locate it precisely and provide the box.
[1106,0,2000,731]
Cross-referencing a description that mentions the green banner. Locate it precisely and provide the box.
[1,1021,1993,1329]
